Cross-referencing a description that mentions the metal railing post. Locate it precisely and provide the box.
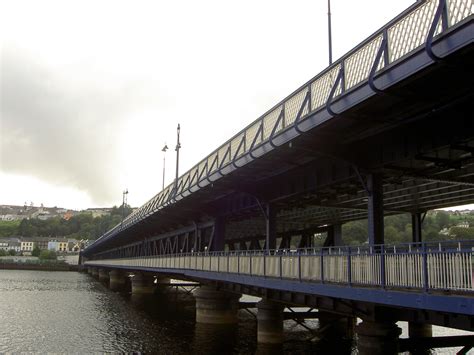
[347,247,352,286]
[380,244,386,289]
[321,249,325,283]
[423,243,429,292]
[298,250,302,281]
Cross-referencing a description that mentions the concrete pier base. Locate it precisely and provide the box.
[109,270,128,292]
[98,269,109,283]
[87,267,93,275]
[193,286,240,324]
[257,300,284,344]
[356,320,402,355]
[91,268,99,278]
[131,273,155,295]
[409,322,433,355]
[318,311,356,340]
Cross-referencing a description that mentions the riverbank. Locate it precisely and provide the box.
[0,260,78,271]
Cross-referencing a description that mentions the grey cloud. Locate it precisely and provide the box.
[0,46,160,205]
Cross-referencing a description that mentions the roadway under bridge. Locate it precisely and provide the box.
[82,1,474,353]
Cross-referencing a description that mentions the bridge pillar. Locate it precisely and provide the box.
[408,322,432,355]
[319,312,355,341]
[356,320,401,355]
[98,268,109,283]
[91,267,99,278]
[265,203,276,250]
[367,173,384,245]
[193,286,240,324]
[87,267,93,275]
[412,212,423,243]
[256,300,284,344]
[109,270,128,291]
[213,216,225,251]
[131,273,155,295]
[326,224,343,247]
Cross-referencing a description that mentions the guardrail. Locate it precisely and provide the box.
[85,241,474,292]
[89,0,473,248]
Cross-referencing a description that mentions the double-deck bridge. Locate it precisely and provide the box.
[82,1,474,353]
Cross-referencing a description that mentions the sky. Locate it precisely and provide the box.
[1,0,469,211]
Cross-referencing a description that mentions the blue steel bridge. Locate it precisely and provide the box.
[82,0,474,353]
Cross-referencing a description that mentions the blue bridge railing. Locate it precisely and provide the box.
[85,240,474,293]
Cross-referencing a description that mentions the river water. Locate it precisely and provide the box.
[0,270,471,353]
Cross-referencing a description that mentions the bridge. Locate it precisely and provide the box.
[81,1,474,353]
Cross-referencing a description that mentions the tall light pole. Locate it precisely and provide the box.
[161,143,168,190]
[175,124,181,191]
[328,0,333,65]
[121,188,128,229]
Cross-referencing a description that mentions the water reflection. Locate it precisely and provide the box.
[0,270,470,353]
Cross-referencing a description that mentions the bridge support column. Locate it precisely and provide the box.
[109,270,128,291]
[319,312,355,340]
[408,322,432,355]
[87,267,93,275]
[91,268,99,278]
[131,273,155,295]
[257,300,284,344]
[356,320,401,355]
[412,212,423,243]
[98,268,109,283]
[326,224,342,246]
[193,286,240,324]
[367,173,384,245]
[265,203,276,250]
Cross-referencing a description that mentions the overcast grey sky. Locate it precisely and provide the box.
[5,0,458,211]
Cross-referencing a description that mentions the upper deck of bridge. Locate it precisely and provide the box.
[86,0,473,255]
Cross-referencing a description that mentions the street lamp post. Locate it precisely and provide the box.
[162,144,168,190]
[174,124,181,191]
[121,188,128,229]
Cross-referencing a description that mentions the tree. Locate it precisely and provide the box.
[0,249,6,256]
[39,250,57,260]
[8,249,16,256]
[32,246,41,257]
[435,211,451,229]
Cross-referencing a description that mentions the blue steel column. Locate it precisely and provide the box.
[327,224,342,246]
[411,212,422,243]
[367,173,384,245]
[213,216,225,251]
[265,204,276,250]
[410,212,432,352]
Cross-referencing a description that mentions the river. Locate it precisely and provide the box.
[0,270,470,353]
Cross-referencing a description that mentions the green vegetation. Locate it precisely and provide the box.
[0,204,132,240]
[342,210,474,245]
[32,246,41,257]
[39,250,57,260]
[0,220,21,238]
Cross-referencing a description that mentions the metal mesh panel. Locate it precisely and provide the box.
[448,0,473,26]
[345,35,383,90]
[284,89,309,126]
[230,133,245,160]
[246,121,263,148]
[310,65,341,111]
[217,144,231,168]
[388,0,438,63]
[203,153,214,175]
[262,107,283,141]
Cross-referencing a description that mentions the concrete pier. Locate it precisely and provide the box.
[256,300,284,344]
[91,268,99,278]
[356,320,401,355]
[409,322,433,355]
[193,286,240,324]
[131,273,156,295]
[87,267,93,275]
[109,270,128,291]
[98,268,109,283]
[318,311,355,340]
